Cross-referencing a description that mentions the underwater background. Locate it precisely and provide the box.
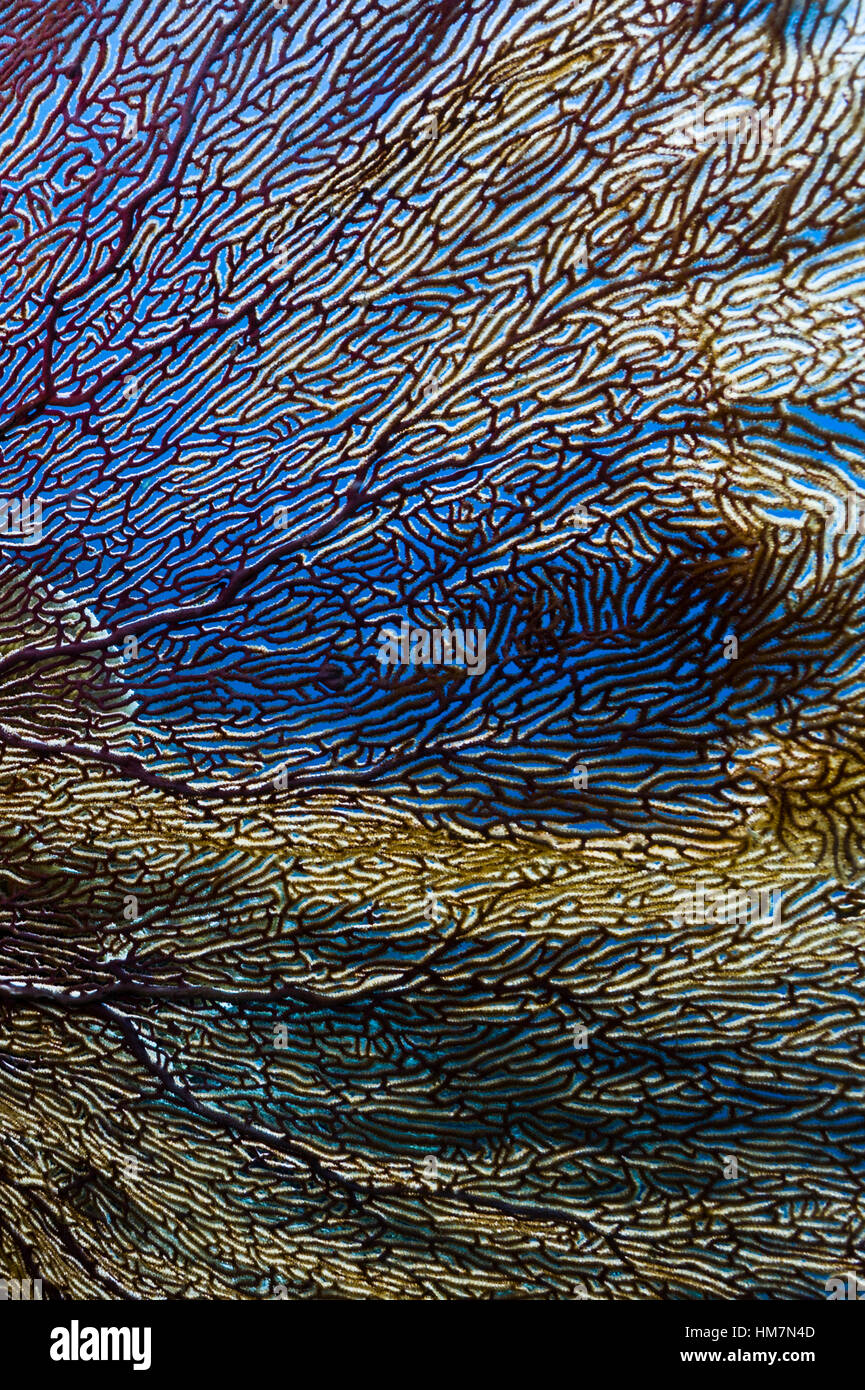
[0,0,864,1297]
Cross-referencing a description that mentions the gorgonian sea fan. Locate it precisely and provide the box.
[0,0,864,1299]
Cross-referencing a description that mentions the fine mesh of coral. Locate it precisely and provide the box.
[0,0,864,1298]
